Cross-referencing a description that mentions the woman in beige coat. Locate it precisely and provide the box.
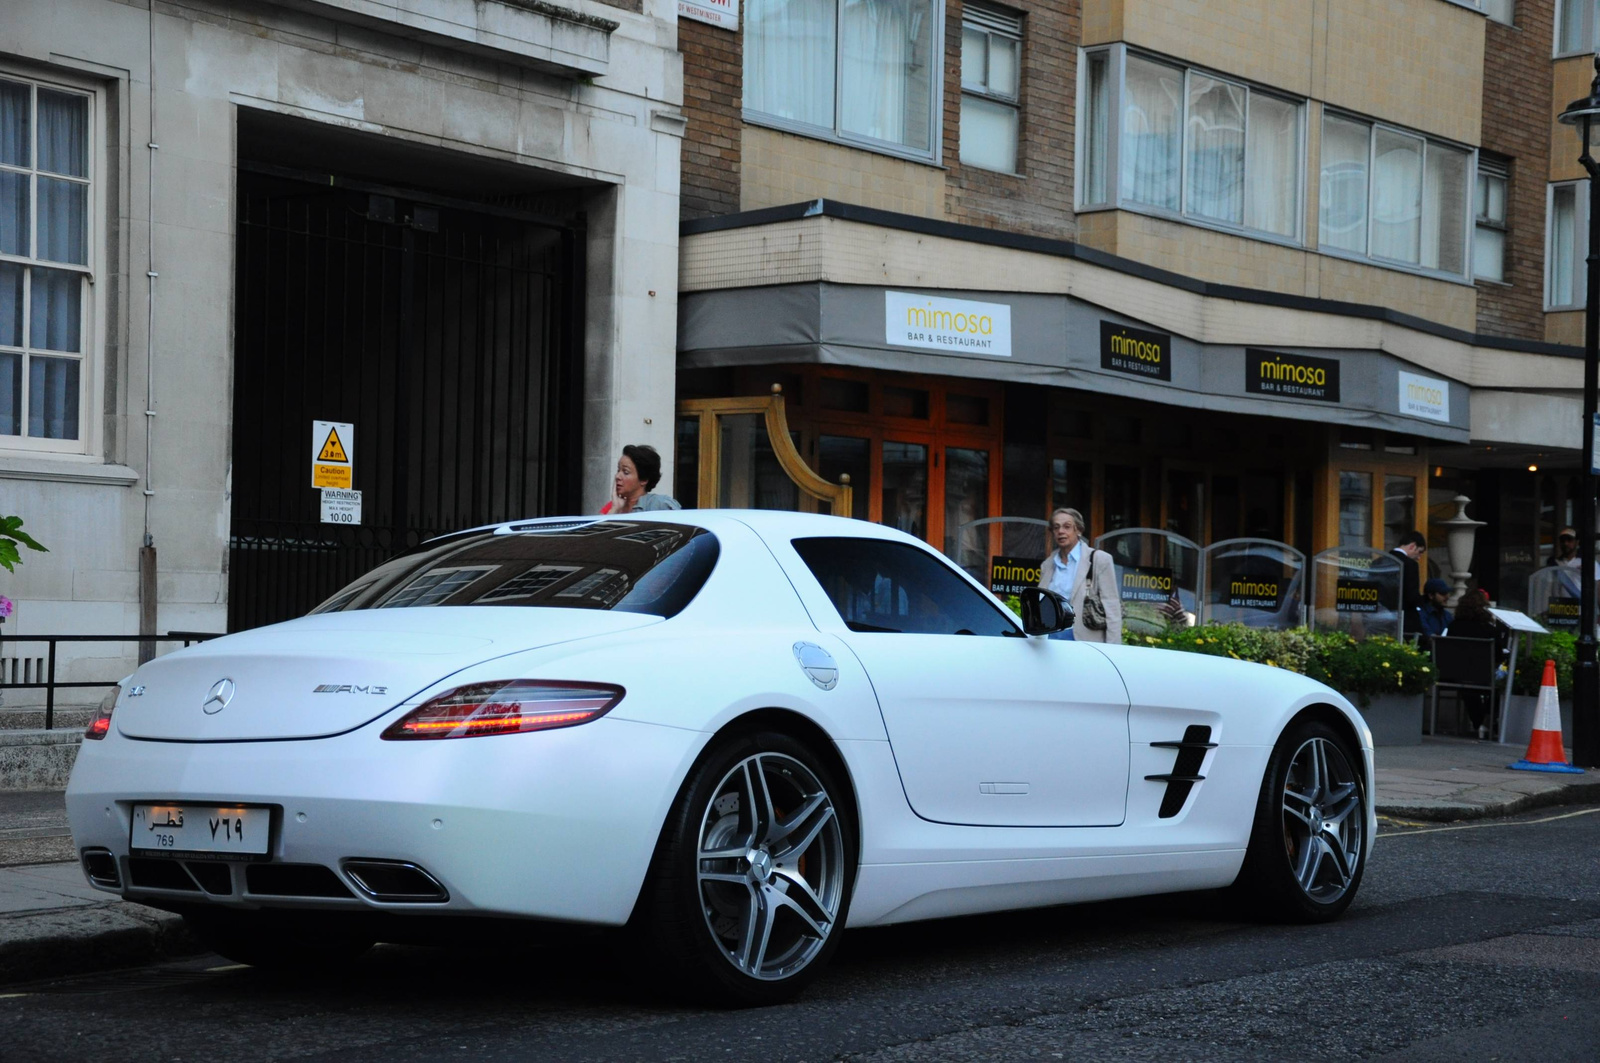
[1037,507,1123,644]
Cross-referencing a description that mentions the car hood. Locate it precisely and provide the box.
[114,608,662,742]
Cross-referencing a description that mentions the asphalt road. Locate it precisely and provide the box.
[5,805,1600,1062]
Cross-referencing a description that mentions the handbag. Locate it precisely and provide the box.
[1080,549,1109,631]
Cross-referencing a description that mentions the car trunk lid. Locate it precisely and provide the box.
[114,609,659,741]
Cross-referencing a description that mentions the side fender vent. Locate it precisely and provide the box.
[1146,725,1217,819]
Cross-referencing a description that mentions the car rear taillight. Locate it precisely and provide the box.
[85,686,118,740]
[381,680,623,740]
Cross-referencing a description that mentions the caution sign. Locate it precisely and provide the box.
[311,420,354,489]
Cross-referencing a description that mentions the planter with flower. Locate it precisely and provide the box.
[1308,633,1433,746]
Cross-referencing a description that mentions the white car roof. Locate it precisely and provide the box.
[443,510,923,547]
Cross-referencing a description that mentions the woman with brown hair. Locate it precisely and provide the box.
[601,444,681,515]
[1444,589,1500,738]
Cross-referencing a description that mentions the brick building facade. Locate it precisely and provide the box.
[670,0,1594,612]
[1476,1,1553,341]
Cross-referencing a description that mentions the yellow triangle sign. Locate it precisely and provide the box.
[317,426,349,463]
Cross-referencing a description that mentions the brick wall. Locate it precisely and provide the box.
[944,0,1080,239]
[1477,2,1553,341]
[680,18,742,219]
[679,1,1080,233]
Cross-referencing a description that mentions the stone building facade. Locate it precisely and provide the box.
[0,0,684,686]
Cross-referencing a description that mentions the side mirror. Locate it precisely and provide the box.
[1020,587,1074,636]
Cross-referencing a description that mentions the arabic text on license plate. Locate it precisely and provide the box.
[131,804,270,857]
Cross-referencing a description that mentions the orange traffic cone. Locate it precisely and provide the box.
[1509,659,1584,774]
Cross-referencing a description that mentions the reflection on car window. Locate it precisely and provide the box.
[309,521,719,619]
[792,537,1020,637]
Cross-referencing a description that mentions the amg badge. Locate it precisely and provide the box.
[313,684,389,695]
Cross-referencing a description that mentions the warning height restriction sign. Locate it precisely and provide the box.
[311,420,354,489]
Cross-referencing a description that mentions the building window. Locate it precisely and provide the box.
[1483,0,1513,25]
[1078,47,1303,241]
[1,74,91,445]
[1547,181,1588,310]
[1557,0,1594,54]
[1475,156,1508,283]
[1318,111,1472,278]
[745,0,940,161]
[959,4,1022,174]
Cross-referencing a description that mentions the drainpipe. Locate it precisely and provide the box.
[138,8,158,664]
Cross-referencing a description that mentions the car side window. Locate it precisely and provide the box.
[791,537,1021,637]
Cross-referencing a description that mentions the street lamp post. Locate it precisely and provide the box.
[1558,56,1600,769]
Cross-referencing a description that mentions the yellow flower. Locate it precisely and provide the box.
[1421,666,1431,673]
[1266,660,1277,667]
[1380,662,1390,669]
[1229,651,1241,659]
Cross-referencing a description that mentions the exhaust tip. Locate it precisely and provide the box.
[342,859,449,903]
[81,848,121,889]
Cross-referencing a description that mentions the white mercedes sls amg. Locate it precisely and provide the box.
[67,512,1374,1004]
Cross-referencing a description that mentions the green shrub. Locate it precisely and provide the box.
[1511,631,1575,696]
[1133,623,1433,703]
[1312,633,1434,702]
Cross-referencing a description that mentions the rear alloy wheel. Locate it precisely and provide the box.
[639,731,854,1005]
[1235,719,1367,922]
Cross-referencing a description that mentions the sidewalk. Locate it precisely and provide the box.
[1374,735,1600,822]
[2,737,1597,985]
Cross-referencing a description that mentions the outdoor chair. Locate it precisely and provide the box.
[1428,636,1498,736]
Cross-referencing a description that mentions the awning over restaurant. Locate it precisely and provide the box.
[679,282,1471,443]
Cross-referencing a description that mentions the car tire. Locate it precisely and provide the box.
[1233,717,1367,923]
[185,911,374,971]
[635,730,857,1007]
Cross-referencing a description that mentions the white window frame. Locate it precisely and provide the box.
[1547,180,1590,311]
[1474,155,1509,284]
[0,67,103,457]
[742,0,945,165]
[959,2,1023,175]
[1316,107,1477,283]
[1074,44,1307,247]
[1555,0,1596,56]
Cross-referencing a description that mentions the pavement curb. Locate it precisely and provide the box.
[0,900,202,985]
[1377,777,1600,823]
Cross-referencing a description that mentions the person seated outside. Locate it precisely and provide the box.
[1443,589,1500,739]
[1417,578,1452,644]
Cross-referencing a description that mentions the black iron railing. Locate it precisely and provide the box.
[0,632,223,730]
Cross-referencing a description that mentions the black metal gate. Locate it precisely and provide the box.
[228,165,584,631]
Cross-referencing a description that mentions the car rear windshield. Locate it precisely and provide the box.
[310,521,719,619]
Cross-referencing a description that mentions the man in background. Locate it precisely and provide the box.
[1417,578,1452,645]
[1392,531,1427,640]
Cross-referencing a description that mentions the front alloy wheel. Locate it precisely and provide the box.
[638,731,855,1005]
[1280,734,1364,905]
[1235,718,1368,922]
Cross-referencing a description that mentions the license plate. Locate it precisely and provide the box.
[130,803,271,858]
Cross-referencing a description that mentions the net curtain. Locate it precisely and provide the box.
[746,0,924,149]
[0,82,86,440]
